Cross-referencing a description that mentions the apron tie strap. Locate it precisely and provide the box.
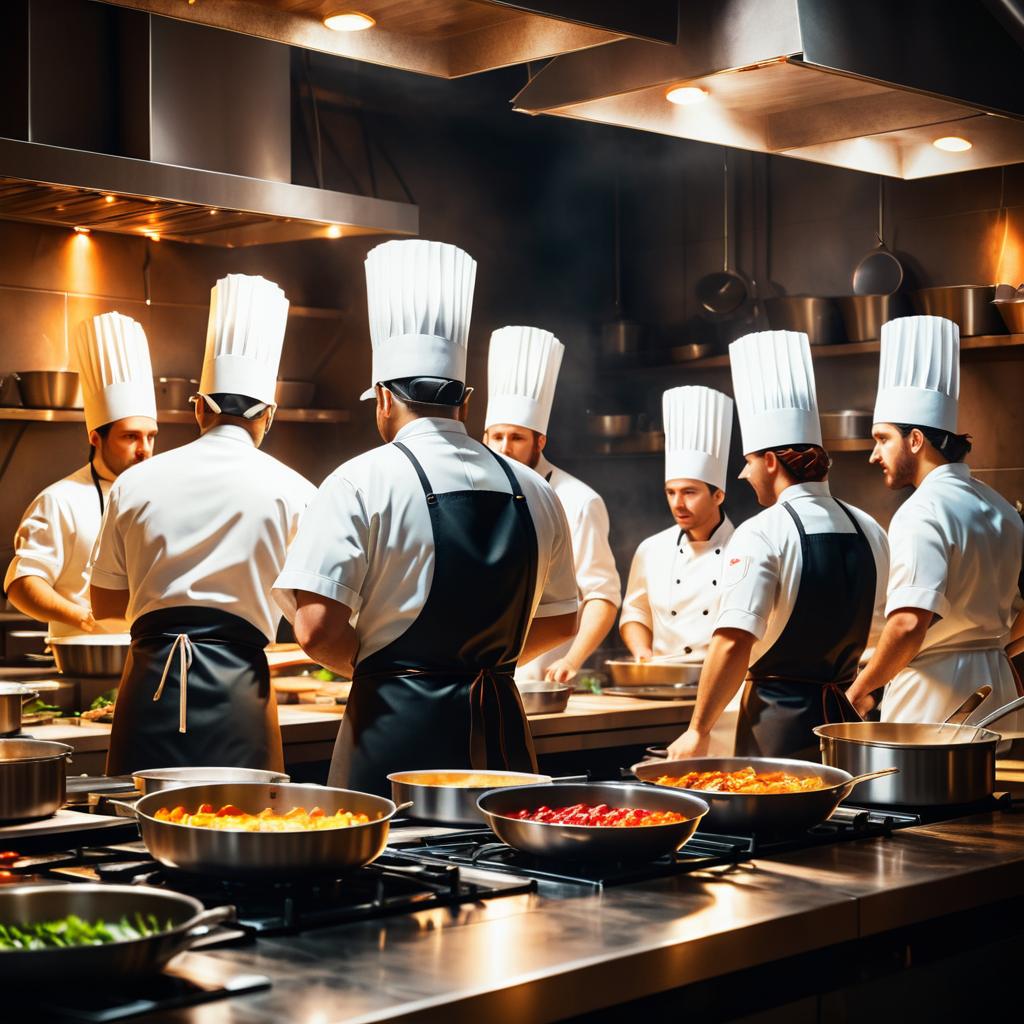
[152,633,194,734]
[822,680,859,724]
[468,668,519,770]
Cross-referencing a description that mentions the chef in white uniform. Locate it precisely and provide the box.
[483,325,620,683]
[846,315,1024,733]
[667,331,889,761]
[91,274,316,774]
[273,240,578,796]
[620,386,735,662]
[5,313,158,637]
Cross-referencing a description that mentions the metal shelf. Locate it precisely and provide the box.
[0,407,350,424]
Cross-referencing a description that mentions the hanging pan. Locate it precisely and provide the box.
[852,177,904,296]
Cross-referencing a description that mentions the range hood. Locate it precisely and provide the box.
[513,0,1024,179]
[0,0,417,246]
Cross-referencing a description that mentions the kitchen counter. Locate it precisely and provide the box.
[115,806,1024,1023]
[29,693,695,774]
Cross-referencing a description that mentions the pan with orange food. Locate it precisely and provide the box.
[631,756,897,835]
[119,782,407,877]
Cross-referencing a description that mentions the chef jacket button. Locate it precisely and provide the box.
[715,549,721,554]
[671,610,677,616]
[712,580,717,586]
[685,646,692,654]
[702,610,709,615]
[676,579,681,584]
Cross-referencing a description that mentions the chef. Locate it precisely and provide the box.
[5,313,158,636]
[620,386,735,663]
[846,315,1024,733]
[483,325,621,683]
[667,330,889,761]
[273,239,578,796]
[90,274,317,774]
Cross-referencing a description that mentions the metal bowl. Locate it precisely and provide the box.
[912,285,1004,336]
[993,300,1024,334]
[819,409,873,441]
[0,739,74,823]
[836,294,902,342]
[477,782,709,861]
[586,413,634,438]
[0,884,233,984]
[14,371,82,409]
[605,660,702,687]
[389,769,552,826]
[764,296,845,345]
[516,681,570,715]
[48,634,130,677]
[132,766,291,795]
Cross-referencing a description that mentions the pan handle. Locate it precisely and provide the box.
[644,747,668,759]
[846,766,899,790]
[106,797,142,818]
[392,800,414,815]
[182,905,236,947]
[972,694,1024,730]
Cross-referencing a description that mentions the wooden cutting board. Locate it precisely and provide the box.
[265,644,317,671]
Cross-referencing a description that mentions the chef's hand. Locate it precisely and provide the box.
[666,729,710,760]
[851,690,877,718]
[632,647,654,662]
[75,608,97,633]
[544,658,578,683]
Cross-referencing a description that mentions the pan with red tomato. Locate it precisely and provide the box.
[475,782,709,861]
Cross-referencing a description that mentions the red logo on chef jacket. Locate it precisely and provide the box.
[723,555,750,585]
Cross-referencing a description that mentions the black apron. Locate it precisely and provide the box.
[330,442,540,797]
[107,606,281,775]
[735,499,876,761]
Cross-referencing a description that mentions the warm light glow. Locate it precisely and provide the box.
[326,224,343,239]
[209,208,218,215]
[933,135,972,152]
[73,226,90,234]
[665,85,709,106]
[323,10,375,31]
[104,195,115,204]
[146,232,161,242]
[145,298,152,307]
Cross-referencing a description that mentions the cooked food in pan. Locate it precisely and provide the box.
[153,803,373,831]
[508,803,689,827]
[394,772,539,788]
[0,913,170,950]
[655,767,827,794]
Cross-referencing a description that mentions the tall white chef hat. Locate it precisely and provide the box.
[484,326,564,435]
[663,386,734,491]
[199,274,289,417]
[873,315,959,433]
[72,312,157,434]
[360,239,477,401]
[730,330,822,455]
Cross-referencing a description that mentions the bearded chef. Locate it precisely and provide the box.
[273,240,578,796]
[483,326,620,683]
[846,315,1024,734]
[5,313,158,636]
[667,331,889,761]
[620,386,735,663]
[90,275,316,774]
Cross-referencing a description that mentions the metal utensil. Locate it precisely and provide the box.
[697,151,754,320]
[605,660,702,687]
[632,756,897,835]
[602,685,697,700]
[516,682,571,715]
[939,685,992,729]
[124,782,401,877]
[0,884,233,984]
[836,294,902,342]
[912,285,1004,336]
[132,766,291,795]
[993,300,1024,334]
[13,371,82,409]
[668,342,716,363]
[477,782,709,862]
[48,634,130,677]
[0,739,74,823]
[853,177,904,296]
[819,409,873,441]
[764,296,845,345]
[967,693,1024,737]
[389,769,552,826]
[0,683,40,736]
[586,413,634,438]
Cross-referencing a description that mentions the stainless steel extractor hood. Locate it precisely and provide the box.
[513,0,1024,179]
[0,0,417,245]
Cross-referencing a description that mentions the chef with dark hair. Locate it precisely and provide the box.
[846,315,1024,733]
[273,240,578,796]
[5,313,158,636]
[667,330,889,761]
[91,275,316,774]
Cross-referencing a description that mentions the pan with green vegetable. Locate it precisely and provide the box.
[0,884,233,983]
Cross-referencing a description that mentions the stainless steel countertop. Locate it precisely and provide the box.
[147,808,1024,1024]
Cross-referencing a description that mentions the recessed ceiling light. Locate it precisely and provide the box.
[933,135,972,152]
[665,85,709,106]
[323,10,375,31]
[104,195,115,204]
[326,225,343,239]
[146,231,161,242]
[73,226,90,234]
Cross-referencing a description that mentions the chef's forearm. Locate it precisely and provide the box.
[8,575,90,629]
[561,599,617,668]
[520,612,576,664]
[620,620,653,660]
[688,628,756,736]
[293,592,358,678]
[848,608,932,703]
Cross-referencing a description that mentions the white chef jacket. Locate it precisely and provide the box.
[880,462,1024,733]
[716,482,890,666]
[5,465,111,637]
[515,454,621,681]
[620,515,735,660]
[90,425,316,641]
[273,418,578,665]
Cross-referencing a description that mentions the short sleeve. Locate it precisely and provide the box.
[272,472,370,622]
[619,543,653,630]
[4,492,65,592]
[570,496,621,607]
[713,523,780,640]
[885,509,951,619]
[88,482,129,590]
[533,494,579,619]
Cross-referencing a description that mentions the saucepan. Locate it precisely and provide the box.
[389,768,552,826]
[0,683,40,736]
[131,766,290,795]
[605,659,702,687]
[815,694,1024,806]
[0,739,74,823]
[118,782,405,877]
[632,755,897,835]
[0,884,233,984]
[477,782,709,861]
